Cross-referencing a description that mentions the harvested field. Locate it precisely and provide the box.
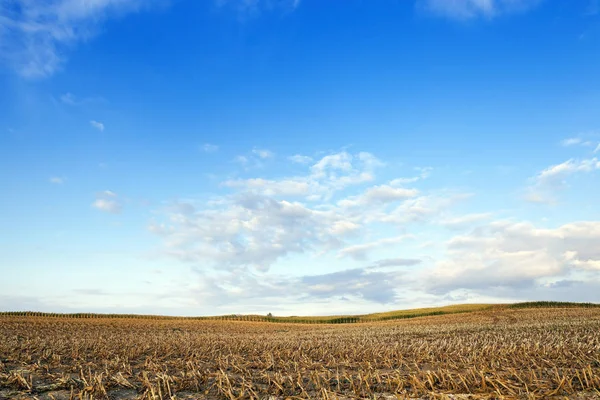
[1,306,600,399]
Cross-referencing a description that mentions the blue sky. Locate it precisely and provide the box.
[1,0,600,316]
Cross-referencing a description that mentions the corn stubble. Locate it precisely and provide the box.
[1,308,599,399]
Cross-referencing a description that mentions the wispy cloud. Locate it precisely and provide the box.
[368,258,422,269]
[232,147,275,170]
[440,213,492,230]
[222,178,311,196]
[49,176,65,184]
[0,0,153,78]
[560,134,597,148]
[419,0,542,20]
[92,190,121,214]
[90,120,105,132]
[338,235,414,261]
[288,154,313,164]
[586,0,599,16]
[252,147,274,159]
[216,0,301,16]
[234,155,249,164]
[60,92,106,106]
[525,157,600,203]
[338,185,419,208]
[389,167,432,186]
[561,137,584,147]
[60,92,78,105]
[536,158,600,183]
[202,143,219,153]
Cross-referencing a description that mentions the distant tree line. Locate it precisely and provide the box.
[1,302,597,323]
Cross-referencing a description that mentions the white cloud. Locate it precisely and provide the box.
[428,220,600,294]
[311,152,353,177]
[363,185,419,203]
[150,151,445,277]
[309,151,382,196]
[252,148,274,159]
[338,235,414,261]
[234,155,249,164]
[389,177,419,185]
[144,146,597,310]
[419,0,541,20]
[90,120,105,132]
[595,143,600,154]
[525,157,600,203]
[92,142,599,311]
[374,192,472,225]
[369,258,422,269]
[0,0,152,78]
[191,160,464,270]
[389,167,432,186]
[338,185,419,208]
[327,220,361,236]
[202,143,219,153]
[233,148,274,169]
[563,250,600,271]
[357,151,386,169]
[228,151,384,201]
[523,192,551,204]
[559,132,598,148]
[309,151,383,180]
[561,137,583,147]
[440,213,492,230]
[540,158,600,180]
[154,195,346,271]
[222,178,311,196]
[288,154,313,164]
[92,190,121,214]
[92,199,121,213]
[49,176,65,184]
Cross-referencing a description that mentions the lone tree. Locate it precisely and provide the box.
[267,313,273,318]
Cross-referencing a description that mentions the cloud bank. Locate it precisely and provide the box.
[144,144,600,312]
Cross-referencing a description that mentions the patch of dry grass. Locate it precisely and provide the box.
[1,307,600,399]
